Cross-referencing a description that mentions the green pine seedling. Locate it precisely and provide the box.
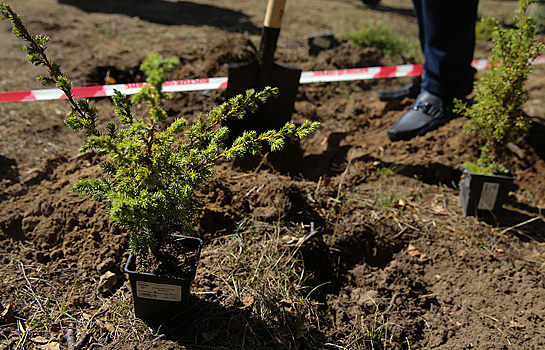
[1,3,319,266]
[455,0,544,175]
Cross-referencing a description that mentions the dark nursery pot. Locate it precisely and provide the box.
[124,235,203,322]
[459,164,515,217]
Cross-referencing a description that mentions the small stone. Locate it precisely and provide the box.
[97,271,117,294]
[96,258,115,274]
[40,202,54,217]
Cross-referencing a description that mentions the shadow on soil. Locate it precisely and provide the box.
[370,159,462,187]
[236,135,462,187]
[363,4,416,18]
[528,118,545,161]
[481,203,545,243]
[57,0,260,33]
[0,155,18,183]
[232,134,353,181]
[144,294,324,348]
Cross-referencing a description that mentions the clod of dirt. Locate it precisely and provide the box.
[97,257,116,274]
[97,271,118,295]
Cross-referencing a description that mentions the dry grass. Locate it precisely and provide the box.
[175,220,325,348]
[0,255,159,349]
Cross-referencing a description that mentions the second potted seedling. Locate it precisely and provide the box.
[455,0,544,217]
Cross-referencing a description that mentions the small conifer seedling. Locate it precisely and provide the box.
[0,3,319,269]
[455,0,544,175]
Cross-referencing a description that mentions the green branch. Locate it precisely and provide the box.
[2,4,320,262]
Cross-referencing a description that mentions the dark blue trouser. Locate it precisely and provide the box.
[412,0,479,101]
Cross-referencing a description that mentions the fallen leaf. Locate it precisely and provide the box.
[81,312,93,320]
[396,199,406,208]
[280,235,299,245]
[407,244,421,257]
[241,295,255,309]
[96,318,115,332]
[406,244,429,261]
[430,202,447,214]
[31,336,50,344]
[279,299,294,307]
[39,342,61,350]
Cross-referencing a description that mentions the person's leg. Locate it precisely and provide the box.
[387,0,479,140]
[419,0,479,101]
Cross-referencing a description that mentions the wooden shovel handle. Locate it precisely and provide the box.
[258,0,287,74]
[264,0,286,29]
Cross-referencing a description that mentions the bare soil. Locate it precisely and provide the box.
[1,0,545,349]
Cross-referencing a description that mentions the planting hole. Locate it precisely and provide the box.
[87,65,143,85]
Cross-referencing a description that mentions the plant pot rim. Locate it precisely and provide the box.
[124,235,203,281]
[460,163,516,180]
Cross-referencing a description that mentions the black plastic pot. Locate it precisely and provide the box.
[459,164,515,217]
[124,235,203,322]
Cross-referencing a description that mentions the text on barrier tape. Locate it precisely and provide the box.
[1,56,544,103]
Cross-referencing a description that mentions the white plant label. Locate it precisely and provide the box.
[136,281,182,302]
[477,182,500,210]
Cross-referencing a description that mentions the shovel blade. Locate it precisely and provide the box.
[224,59,301,141]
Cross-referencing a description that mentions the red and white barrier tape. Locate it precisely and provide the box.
[1,56,544,103]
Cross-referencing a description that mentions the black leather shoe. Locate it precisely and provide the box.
[377,76,421,101]
[387,91,458,141]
